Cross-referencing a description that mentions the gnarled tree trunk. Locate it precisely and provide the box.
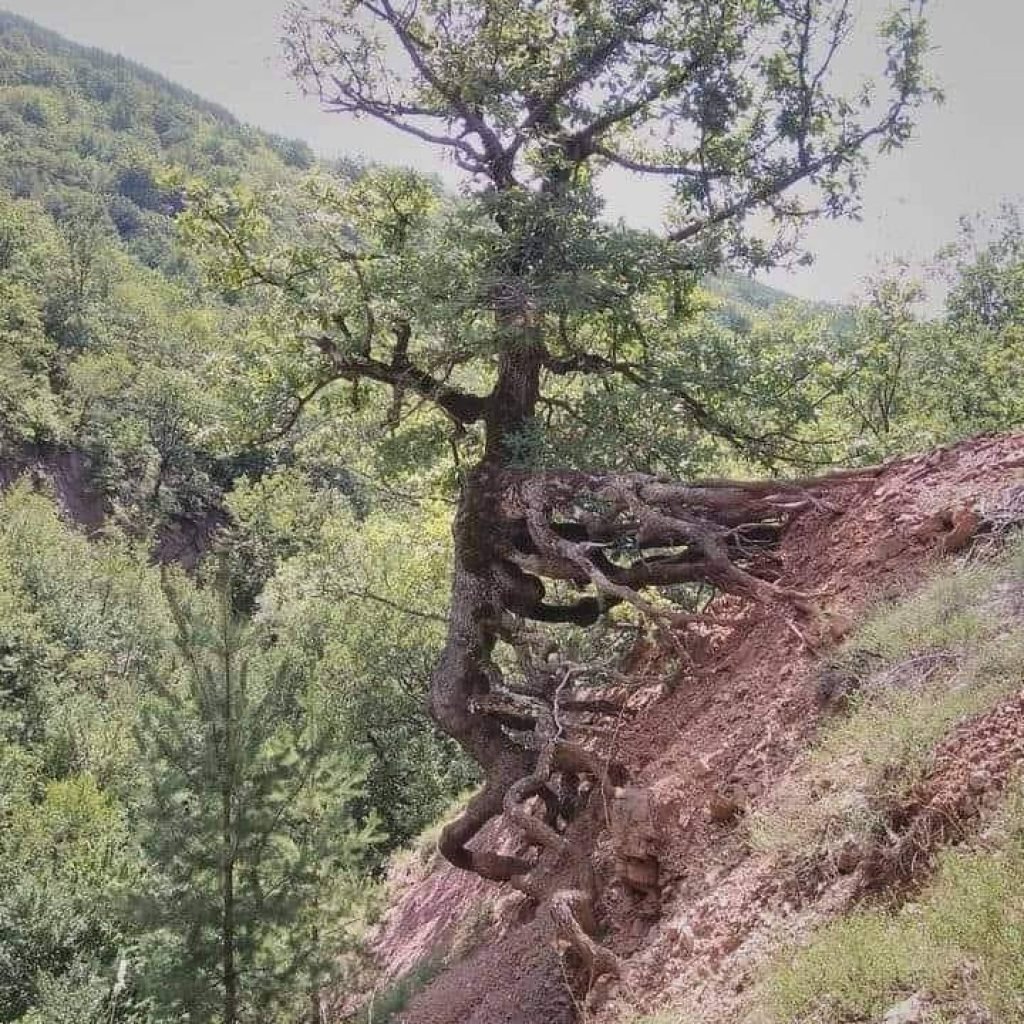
[425,342,878,987]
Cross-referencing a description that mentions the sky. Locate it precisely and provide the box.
[5,0,1024,303]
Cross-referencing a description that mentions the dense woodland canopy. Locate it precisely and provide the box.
[1,5,1023,1022]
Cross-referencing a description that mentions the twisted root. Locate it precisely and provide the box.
[430,463,882,990]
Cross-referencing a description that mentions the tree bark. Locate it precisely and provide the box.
[221,617,239,1024]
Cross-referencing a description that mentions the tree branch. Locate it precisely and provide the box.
[667,115,908,244]
[314,336,488,425]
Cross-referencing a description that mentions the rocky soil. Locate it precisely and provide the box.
[356,433,1024,1024]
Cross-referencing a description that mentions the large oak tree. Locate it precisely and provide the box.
[187,0,935,981]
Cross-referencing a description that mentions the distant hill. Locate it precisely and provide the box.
[0,9,801,303]
[0,10,325,531]
[0,9,316,275]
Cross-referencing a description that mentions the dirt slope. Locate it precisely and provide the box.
[363,433,1024,1024]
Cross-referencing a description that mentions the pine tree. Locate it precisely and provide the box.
[133,567,379,1024]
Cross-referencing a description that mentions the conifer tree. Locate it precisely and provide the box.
[133,568,379,1024]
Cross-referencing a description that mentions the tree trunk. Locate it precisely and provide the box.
[221,615,239,1024]
[222,786,238,1024]
[424,201,883,990]
[425,331,880,983]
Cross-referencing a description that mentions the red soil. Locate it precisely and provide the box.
[363,433,1024,1024]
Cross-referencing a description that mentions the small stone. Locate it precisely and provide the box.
[834,838,863,874]
[664,920,696,953]
[938,507,981,555]
[968,769,991,793]
[708,785,747,823]
[827,611,855,643]
[872,534,907,564]
[882,994,926,1024]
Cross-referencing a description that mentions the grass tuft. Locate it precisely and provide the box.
[762,911,925,1023]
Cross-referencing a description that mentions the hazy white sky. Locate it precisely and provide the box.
[6,0,1024,302]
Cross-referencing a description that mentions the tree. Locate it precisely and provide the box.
[185,0,937,981]
[134,570,379,1024]
[838,268,927,449]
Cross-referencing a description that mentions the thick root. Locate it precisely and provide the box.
[550,885,621,983]
[428,462,880,995]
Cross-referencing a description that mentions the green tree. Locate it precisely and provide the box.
[931,206,1024,431]
[0,770,142,1024]
[240,477,478,853]
[134,570,379,1024]
[184,0,938,974]
[837,268,928,450]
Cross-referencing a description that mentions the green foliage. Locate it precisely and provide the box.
[762,911,924,1023]
[0,772,143,1024]
[0,487,402,1023]
[0,9,313,524]
[0,8,1018,1024]
[0,483,167,775]
[0,486,167,1022]
[251,483,478,855]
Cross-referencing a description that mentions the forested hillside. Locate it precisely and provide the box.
[0,9,317,525]
[1,5,1023,1024]
[0,14,472,1021]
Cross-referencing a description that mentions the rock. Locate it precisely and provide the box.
[708,785,748,823]
[871,534,907,565]
[664,920,695,954]
[938,506,981,555]
[610,785,662,899]
[827,610,855,643]
[621,854,660,892]
[610,786,658,859]
[834,837,863,874]
[882,994,926,1024]
[912,510,952,540]
[968,769,991,793]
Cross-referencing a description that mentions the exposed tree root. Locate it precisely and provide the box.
[428,462,881,991]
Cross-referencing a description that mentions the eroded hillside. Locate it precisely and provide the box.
[349,433,1024,1024]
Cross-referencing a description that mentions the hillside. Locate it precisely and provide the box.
[0,9,325,538]
[0,9,314,225]
[3,9,1024,1024]
[348,434,1024,1024]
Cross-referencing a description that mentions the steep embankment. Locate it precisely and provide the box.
[354,433,1024,1024]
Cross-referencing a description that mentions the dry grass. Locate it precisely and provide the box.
[749,535,1024,867]
[747,534,1024,1023]
[346,951,447,1024]
[618,538,1024,1024]
[759,786,1024,1023]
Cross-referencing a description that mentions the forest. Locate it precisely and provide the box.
[1,3,1023,1023]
